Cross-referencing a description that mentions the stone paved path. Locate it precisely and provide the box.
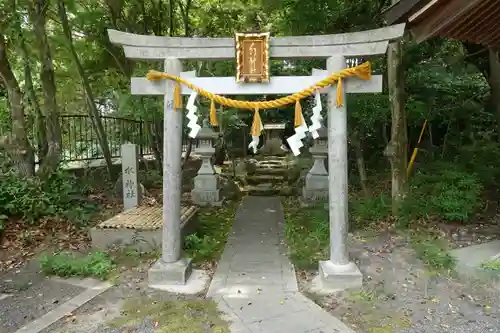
[207,196,355,333]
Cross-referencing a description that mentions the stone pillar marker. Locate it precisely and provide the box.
[315,55,363,292]
[191,120,223,206]
[302,127,328,205]
[121,143,141,210]
[148,57,193,288]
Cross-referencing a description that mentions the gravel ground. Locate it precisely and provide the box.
[299,231,500,333]
[39,263,206,333]
[0,258,86,333]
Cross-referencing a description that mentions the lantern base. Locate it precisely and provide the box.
[191,188,223,206]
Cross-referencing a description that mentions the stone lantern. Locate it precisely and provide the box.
[191,120,223,206]
[302,126,328,204]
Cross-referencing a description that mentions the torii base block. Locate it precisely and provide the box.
[148,258,210,294]
[311,260,363,294]
[148,258,193,286]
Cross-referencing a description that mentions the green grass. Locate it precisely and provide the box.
[283,200,329,269]
[411,235,455,271]
[183,201,238,264]
[480,258,500,271]
[40,251,115,279]
[109,298,229,333]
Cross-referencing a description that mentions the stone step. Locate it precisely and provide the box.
[242,184,295,196]
[246,174,286,185]
[251,167,289,176]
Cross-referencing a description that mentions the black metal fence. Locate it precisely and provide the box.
[53,115,192,162]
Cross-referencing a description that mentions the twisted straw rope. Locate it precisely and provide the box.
[146,61,372,110]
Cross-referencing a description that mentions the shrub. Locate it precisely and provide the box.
[0,169,99,225]
[407,161,483,223]
[40,251,115,279]
[350,194,391,227]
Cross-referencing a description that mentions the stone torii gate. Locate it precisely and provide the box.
[108,24,405,292]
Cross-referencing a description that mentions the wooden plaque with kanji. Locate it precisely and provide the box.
[235,32,270,83]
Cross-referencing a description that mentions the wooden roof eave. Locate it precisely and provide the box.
[383,0,430,25]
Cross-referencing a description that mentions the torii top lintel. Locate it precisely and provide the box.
[107,24,406,61]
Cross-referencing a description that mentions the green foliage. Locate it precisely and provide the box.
[404,162,483,223]
[183,202,238,264]
[0,214,7,233]
[480,258,500,271]
[283,202,329,269]
[411,236,455,271]
[350,194,391,227]
[458,141,500,184]
[40,251,115,279]
[139,169,162,188]
[0,169,99,225]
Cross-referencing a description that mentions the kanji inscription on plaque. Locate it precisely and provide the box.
[235,32,270,83]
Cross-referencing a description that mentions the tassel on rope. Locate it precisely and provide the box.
[251,108,262,137]
[336,78,344,107]
[354,61,372,81]
[210,99,218,127]
[294,100,304,127]
[146,70,166,81]
[173,82,183,109]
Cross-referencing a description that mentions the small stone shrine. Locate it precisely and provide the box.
[260,123,286,155]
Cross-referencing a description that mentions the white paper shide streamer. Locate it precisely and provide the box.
[308,90,323,139]
[286,112,308,156]
[185,91,201,138]
[248,116,263,154]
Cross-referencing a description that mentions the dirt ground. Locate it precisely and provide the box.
[298,230,500,333]
[36,258,226,333]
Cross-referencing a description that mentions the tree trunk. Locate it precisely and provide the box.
[20,37,47,163]
[29,0,62,177]
[57,0,115,180]
[182,138,193,169]
[0,34,35,177]
[385,24,408,213]
[351,131,370,196]
[488,47,500,141]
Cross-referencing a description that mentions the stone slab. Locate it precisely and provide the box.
[13,282,111,333]
[206,196,354,332]
[0,280,85,333]
[452,240,500,287]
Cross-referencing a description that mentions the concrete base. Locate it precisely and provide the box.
[310,260,363,294]
[148,258,193,287]
[149,269,210,294]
